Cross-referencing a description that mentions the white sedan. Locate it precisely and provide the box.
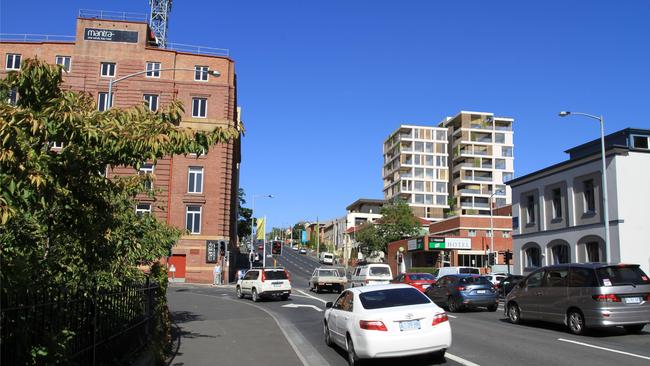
[323,284,451,365]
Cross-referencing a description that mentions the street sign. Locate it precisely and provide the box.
[407,238,424,251]
[206,240,218,263]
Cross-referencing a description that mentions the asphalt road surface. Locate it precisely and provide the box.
[197,244,650,366]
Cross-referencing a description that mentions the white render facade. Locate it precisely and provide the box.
[439,111,514,216]
[383,125,450,220]
[509,129,650,276]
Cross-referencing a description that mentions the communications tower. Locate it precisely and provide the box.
[149,0,172,48]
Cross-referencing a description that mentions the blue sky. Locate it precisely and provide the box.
[2,1,649,229]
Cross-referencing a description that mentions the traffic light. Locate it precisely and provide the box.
[249,251,255,263]
[219,240,227,258]
[272,241,282,255]
[488,252,496,266]
[504,250,513,264]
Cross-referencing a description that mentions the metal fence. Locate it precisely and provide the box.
[0,280,162,366]
[78,9,149,23]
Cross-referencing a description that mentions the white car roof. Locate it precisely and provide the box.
[346,283,412,294]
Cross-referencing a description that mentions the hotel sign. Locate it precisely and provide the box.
[429,237,472,250]
[84,28,139,43]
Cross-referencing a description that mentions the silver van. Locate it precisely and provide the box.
[505,263,650,335]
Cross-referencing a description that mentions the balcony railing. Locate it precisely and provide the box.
[473,175,493,182]
[79,9,148,22]
[0,33,75,42]
[162,42,230,57]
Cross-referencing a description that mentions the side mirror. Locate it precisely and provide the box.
[326,302,333,309]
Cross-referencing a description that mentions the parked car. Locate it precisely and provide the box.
[496,275,524,297]
[392,273,437,293]
[435,266,480,279]
[323,284,451,365]
[299,248,307,254]
[236,267,291,302]
[319,252,335,265]
[485,274,508,286]
[505,263,650,335]
[350,264,392,287]
[310,267,347,293]
[425,274,498,312]
[292,245,299,251]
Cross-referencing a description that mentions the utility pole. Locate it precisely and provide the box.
[316,217,320,260]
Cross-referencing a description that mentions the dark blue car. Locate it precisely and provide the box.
[424,274,498,312]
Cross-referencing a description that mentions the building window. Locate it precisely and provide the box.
[97,92,113,111]
[5,53,21,70]
[502,146,513,157]
[194,65,209,81]
[55,56,71,72]
[136,203,152,215]
[146,62,161,77]
[526,195,535,224]
[486,230,493,237]
[502,172,514,182]
[100,62,116,77]
[186,205,202,234]
[143,94,159,112]
[494,133,505,144]
[631,135,649,149]
[192,97,207,118]
[502,231,510,238]
[583,179,595,213]
[468,229,477,237]
[139,163,154,190]
[7,87,17,105]
[458,254,487,267]
[525,246,541,268]
[586,242,600,262]
[551,244,570,264]
[552,188,562,219]
[188,166,204,193]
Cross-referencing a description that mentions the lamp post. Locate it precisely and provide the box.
[107,67,221,108]
[489,189,505,270]
[251,194,274,269]
[559,111,610,263]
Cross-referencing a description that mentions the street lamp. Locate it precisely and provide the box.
[559,111,610,263]
[489,189,505,270]
[251,194,274,268]
[107,67,221,108]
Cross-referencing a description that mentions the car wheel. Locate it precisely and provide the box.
[508,303,521,324]
[567,310,586,335]
[448,296,460,313]
[346,335,363,366]
[487,304,498,312]
[623,324,646,334]
[252,288,260,302]
[236,286,243,299]
[323,322,333,347]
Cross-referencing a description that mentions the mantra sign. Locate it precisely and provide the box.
[84,28,139,43]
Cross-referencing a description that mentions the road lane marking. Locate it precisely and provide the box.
[446,353,481,366]
[282,304,323,312]
[557,338,650,361]
[447,314,457,318]
[295,289,328,304]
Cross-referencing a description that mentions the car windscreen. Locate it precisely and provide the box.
[596,266,650,286]
[318,270,339,277]
[459,276,491,285]
[369,267,391,276]
[459,268,480,274]
[324,254,333,259]
[409,273,435,281]
[359,288,430,309]
[265,270,288,280]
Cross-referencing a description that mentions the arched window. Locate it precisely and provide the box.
[524,245,541,268]
[577,235,605,263]
[551,243,570,264]
[586,242,600,262]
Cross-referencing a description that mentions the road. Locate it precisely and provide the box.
[193,244,650,366]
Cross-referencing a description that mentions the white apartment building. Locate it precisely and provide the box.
[439,111,514,216]
[508,128,650,276]
[383,125,450,220]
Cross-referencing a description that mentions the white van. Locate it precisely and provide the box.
[350,264,392,287]
[435,266,480,279]
[319,252,335,265]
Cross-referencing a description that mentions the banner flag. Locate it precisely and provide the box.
[256,217,266,240]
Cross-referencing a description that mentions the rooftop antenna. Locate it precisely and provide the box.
[149,0,172,48]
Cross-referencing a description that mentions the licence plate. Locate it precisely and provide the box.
[399,320,420,331]
[476,290,487,294]
[624,297,641,304]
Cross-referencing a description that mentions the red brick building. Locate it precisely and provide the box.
[387,206,513,275]
[1,14,241,283]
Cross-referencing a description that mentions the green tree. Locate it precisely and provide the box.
[355,223,383,254]
[0,59,241,362]
[237,188,253,243]
[377,200,421,247]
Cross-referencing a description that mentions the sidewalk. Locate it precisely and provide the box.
[167,285,303,366]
